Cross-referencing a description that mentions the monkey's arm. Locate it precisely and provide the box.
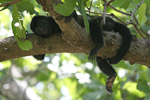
[88,18,104,60]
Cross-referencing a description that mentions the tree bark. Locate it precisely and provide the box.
[0,31,150,67]
[0,0,150,67]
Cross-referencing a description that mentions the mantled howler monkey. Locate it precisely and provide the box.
[30,11,78,60]
[88,17,132,93]
[30,11,132,93]
[30,16,61,60]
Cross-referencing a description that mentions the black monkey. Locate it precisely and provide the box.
[30,11,132,93]
[71,15,131,93]
[30,16,61,60]
[88,17,132,64]
[88,17,132,93]
[30,16,61,38]
[30,11,78,60]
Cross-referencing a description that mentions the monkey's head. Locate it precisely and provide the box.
[30,16,54,38]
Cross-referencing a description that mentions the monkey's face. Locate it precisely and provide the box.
[35,19,52,36]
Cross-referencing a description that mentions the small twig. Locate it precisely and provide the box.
[102,0,114,24]
[85,11,128,25]
[109,5,140,25]
[103,1,107,24]
[86,10,104,15]
[109,4,148,39]
[129,21,145,39]
[110,13,128,25]
[109,4,139,25]
[133,15,139,25]
[107,0,115,6]
[87,1,148,39]
[131,1,144,22]
[109,5,131,16]
[141,0,145,4]
[85,5,90,11]
[130,0,148,38]
[140,28,150,37]
[0,0,21,7]
[88,0,93,15]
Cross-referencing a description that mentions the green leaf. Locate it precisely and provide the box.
[137,79,150,94]
[54,0,76,16]
[123,81,145,97]
[81,0,89,33]
[0,0,35,14]
[145,0,150,5]
[127,0,141,12]
[112,0,125,7]
[16,0,35,14]
[147,68,150,79]
[120,0,131,9]
[140,15,147,26]
[18,40,33,51]
[12,4,26,40]
[0,0,11,3]
[138,3,147,26]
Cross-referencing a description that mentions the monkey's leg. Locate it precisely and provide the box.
[97,57,116,93]
[33,54,45,60]
[88,21,103,60]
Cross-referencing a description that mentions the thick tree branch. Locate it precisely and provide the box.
[34,0,150,67]
[1,31,150,67]
[0,33,83,62]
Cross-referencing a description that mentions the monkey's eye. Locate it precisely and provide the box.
[37,20,44,26]
[35,28,42,34]
[38,22,43,26]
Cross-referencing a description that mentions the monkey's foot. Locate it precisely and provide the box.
[64,15,72,23]
[33,54,45,60]
[88,46,102,60]
[88,48,97,60]
[106,74,116,93]
[64,10,76,23]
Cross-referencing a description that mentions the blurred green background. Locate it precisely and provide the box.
[0,0,150,100]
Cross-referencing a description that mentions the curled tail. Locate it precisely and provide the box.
[108,22,132,64]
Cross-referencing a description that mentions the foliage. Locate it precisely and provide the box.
[0,0,150,100]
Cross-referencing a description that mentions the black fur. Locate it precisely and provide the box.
[33,54,45,60]
[88,17,132,93]
[30,12,78,60]
[88,17,132,64]
[30,16,61,38]
[30,12,132,93]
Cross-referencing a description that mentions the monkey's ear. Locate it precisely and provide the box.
[30,16,43,31]
[33,54,45,60]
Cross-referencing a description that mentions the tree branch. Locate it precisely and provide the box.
[0,0,21,7]
[1,31,150,67]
